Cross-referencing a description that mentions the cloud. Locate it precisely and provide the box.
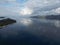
[0,0,60,16]
[0,0,22,16]
[25,0,60,8]
[23,0,60,15]
[0,6,18,16]
[55,7,60,14]
[0,0,16,4]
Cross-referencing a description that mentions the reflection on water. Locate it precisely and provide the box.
[53,20,60,27]
[37,19,60,27]
[0,17,60,45]
[20,19,32,26]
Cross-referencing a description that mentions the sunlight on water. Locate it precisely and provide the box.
[20,19,32,26]
[53,20,60,27]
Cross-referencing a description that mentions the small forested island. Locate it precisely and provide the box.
[0,17,16,28]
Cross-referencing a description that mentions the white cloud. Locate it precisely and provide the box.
[0,6,19,16]
[0,0,16,3]
[55,7,60,14]
[0,0,60,16]
[24,0,60,8]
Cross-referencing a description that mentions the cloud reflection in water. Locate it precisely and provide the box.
[20,19,32,26]
[53,20,60,27]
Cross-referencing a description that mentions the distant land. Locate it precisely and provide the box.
[45,15,60,20]
[30,15,60,20]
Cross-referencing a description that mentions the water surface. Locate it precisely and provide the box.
[0,16,60,45]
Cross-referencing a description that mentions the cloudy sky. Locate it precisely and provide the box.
[0,0,60,16]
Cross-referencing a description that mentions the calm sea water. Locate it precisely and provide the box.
[0,15,60,45]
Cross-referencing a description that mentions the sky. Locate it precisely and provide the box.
[0,0,60,16]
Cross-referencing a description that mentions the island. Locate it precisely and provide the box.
[0,17,16,29]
